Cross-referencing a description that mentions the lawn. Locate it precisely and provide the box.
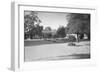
[24,40,90,62]
[24,38,73,46]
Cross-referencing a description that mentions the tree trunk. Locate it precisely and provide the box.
[76,33,79,42]
[87,33,90,40]
[80,33,84,39]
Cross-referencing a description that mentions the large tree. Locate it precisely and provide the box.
[42,27,52,38]
[24,11,42,39]
[44,27,52,31]
[30,24,43,39]
[66,13,90,41]
[57,26,66,38]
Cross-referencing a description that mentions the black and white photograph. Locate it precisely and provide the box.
[24,10,90,62]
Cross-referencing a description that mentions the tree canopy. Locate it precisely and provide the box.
[66,13,90,40]
[44,27,52,31]
[57,26,66,38]
[24,11,43,39]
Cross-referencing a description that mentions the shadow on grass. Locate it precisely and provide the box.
[68,54,90,59]
[24,39,90,47]
[24,40,68,46]
[25,54,90,62]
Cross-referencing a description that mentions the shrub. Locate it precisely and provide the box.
[68,42,76,46]
[67,35,76,42]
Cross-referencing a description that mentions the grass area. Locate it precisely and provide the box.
[24,39,90,47]
[68,54,90,59]
[24,41,90,61]
[27,54,90,61]
[24,39,68,46]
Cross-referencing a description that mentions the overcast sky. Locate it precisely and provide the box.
[24,11,68,30]
[37,11,68,30]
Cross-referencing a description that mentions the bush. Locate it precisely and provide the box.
[68,42,76,46]
[67,35,76,42]
[43,33,52,38]
[52,34,58,38]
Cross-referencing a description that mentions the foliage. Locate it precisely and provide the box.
[68,42,76,46]
[66,13,90,40]
[42,27,52,38]
[24,11,43,39]
[30,24,43,39]
[56,26,66,38]
[67,35,76,42]
[44,27,51,31]
[52,34,58,38]
[43,33,52,38]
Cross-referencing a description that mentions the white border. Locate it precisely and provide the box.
[11,2,97,71]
